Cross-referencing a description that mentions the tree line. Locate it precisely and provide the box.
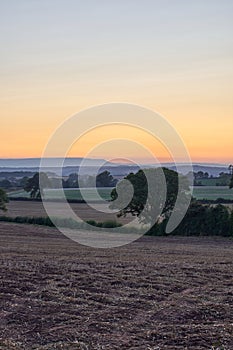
[111,168,233,237]
[62,171,117,189]
[147,201,233,237]
[1,167,233,237]
[192,171,232,186]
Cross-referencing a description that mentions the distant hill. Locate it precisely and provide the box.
[168,164,230,177]
[0,158,230,178]
[0,157,115,168]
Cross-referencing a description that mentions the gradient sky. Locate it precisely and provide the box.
[1,0,233,163]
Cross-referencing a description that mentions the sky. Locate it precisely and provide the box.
[0,0,233,163]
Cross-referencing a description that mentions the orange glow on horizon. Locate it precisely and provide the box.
[1,1,232,164]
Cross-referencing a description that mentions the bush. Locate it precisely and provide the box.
[154,202,233,237]
[1,204,232,237]
[0,215,55,227]
[101,220,122,228]
[86,219,122,228]
[86,220,99,227]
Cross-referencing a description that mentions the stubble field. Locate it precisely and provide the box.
[0,222,232,349]
[3,200,130,224]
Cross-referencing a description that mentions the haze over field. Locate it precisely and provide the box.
[0,158,230,177]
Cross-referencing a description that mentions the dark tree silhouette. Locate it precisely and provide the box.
[24,172,51,199]
[110,167,189,224]
[0,188,8,211]
[96,171,117,188]
[63,173,79,188]
[230,177,233,189]
[0,179,12,189]
[229,165,233,189]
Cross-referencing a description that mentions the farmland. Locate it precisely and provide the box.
[3,200,130,225]
[8,188,114,201]
[8,186,233,202]
[192,186,233,201]
[0,222,232,349]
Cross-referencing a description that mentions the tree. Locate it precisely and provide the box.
[228,164,233,175]
[216,172,231,186]
[24,172,50,199]
[63,173,79,188]
[229,165,233,189]
[96,171,117,188]
[206,205,230,236]
[0,188,8,212]
[230,177,233,189]
[19,176,29,188]
[110,167,189,224]
[169,201,207,236]
[195,171,204,179]
[159,202,232,237]
[0,179,12,189]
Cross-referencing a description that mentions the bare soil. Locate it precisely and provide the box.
[0,222,232,349]
[5,201,130,224]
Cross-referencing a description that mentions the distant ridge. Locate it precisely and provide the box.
[0,158,117,168]
[0,158,229,167]
[0,158,230,177]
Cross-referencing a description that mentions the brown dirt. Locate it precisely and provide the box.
[5,201,130,224]
[0,222,232,349]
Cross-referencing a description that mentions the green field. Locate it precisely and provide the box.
[8,186,233,201]
[8,188,113,201]
[195,178,230,186]
[192,186,233,200]
[7,189,31,198]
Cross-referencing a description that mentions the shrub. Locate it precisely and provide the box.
[101,220,122,228]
